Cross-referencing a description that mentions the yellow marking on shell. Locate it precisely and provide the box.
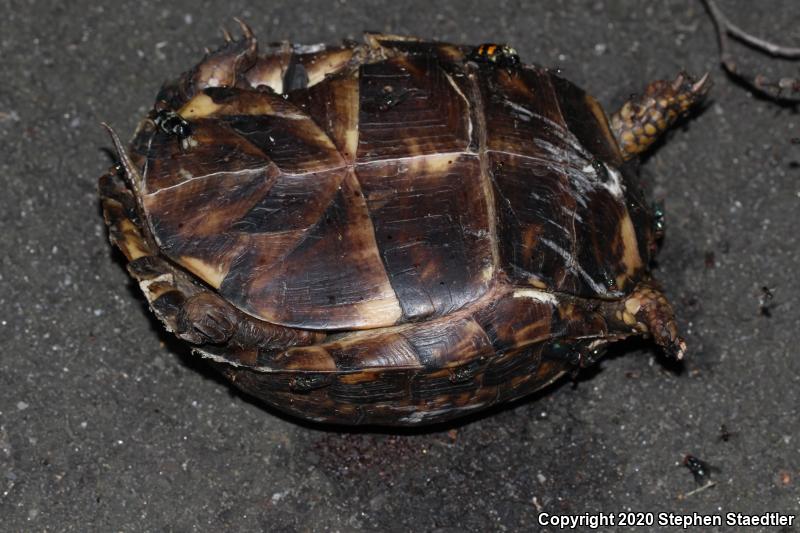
[352,297,403,327]
[250,64,285,94]
[585,95,624,162]
[644,123,657,136]
[344,128,359,160]
[528,277,548,289]
[339,371,381,385]
[364,32,424,50]
[179,94,222,119]
[180,92,309,122]
[615,211,643,290]
[309,127,339,151]
[139,274,175,302]
[276,346,337,371]
[333,171,403,327]
[325,75,359,161]
[305,49,354,87]
[179,256,228,288]
[118,219,148,260]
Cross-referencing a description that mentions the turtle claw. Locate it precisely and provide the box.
[668,337,687,361]
[221,27,234,43]
[691,72,712,97]
[671,70,713,109]
[234,17,254,40]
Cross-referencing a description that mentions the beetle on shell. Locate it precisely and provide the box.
[99,21,709,426]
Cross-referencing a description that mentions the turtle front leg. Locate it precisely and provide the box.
[154,19,258,111]
[610,71,711,160]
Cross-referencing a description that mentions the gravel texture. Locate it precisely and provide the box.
[1,0,798,531]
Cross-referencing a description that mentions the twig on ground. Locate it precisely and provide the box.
[702,0,800,101]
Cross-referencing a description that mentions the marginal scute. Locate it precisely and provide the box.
[402,316,494,369]
[300,47,356,87]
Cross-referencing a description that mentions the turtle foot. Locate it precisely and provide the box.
[610,71,711,160]
[622,282,687,360]
[191,18,258,92]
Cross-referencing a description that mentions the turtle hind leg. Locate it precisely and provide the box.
[610,71,711,160]
[191,19,257,92]
[605,281,686,360]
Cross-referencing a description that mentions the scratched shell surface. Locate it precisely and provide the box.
[132,38,652,331]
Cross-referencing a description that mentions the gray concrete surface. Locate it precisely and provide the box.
[1,0,798,531]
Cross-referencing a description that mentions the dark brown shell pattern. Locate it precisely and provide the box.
[108,31,665,426]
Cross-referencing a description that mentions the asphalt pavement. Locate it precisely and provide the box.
[1,0,798,531]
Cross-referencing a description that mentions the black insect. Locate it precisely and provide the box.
[683,454,714,486]
[153,106,192,139]
[718,424,737,442]
[759,286,775,317]
[652,202,666,241]
[469,43,520,68]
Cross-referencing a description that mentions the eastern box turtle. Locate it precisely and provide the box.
[99,23,708,425]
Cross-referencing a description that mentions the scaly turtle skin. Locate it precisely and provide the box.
[99,24,708,426]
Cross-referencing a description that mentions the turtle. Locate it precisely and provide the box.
[99,22,709,426]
